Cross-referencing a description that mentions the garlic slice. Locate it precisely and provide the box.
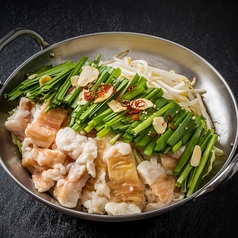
[190,145,202,167]
[71,75,79,86]
[28,73,37,80]
[39,75,52,86]
[108,100,127,112]
[152,117,167,134]
[77,89,90,105]
[131,98,154,110]
[76,66,100,87]
[94,86,114,103]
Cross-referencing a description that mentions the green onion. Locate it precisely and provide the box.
[132,101,175,136]
[186,133,218,196]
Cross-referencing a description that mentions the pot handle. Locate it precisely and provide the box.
[0,28,49,51]
[194,153,238,198]
[0,28,50,88]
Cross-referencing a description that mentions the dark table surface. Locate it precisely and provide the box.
[1,0,238,237]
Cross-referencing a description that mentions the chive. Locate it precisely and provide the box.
[143,88,163,100]
[63,86,81,104]
[72,122,87,132]
[95,123,105,131]
[32,65,74,97]
[172,129,194,153]
[136,125,156,148]
[109,120,126,132]
[200,129,215,152]
[122,98,169,143]
[132,101,175,136]
[105,67,121,84]
[80,103,98,122]
[133,149,144,164]
[186,133,218,196]
[122,97,168,142]
[90,69,110,91]
[7,62,74,101]
[122,86,145,100]
[176,128,214,192]
[56,56,88,102]
[139,88,154,98]
[97,127,111,138]
[70,92,81,108]
[162,102,181,119]
[186,167,197,191]
[93,54,101,65]
[154,110,187,152]
[106,111,128,127]
[136,76,148,88]
[21,62,73,89]
[84,120,95,133]
[144,140,157,156]
[93,108,113,125]
[78,73,129,124]
[172,140,183,154]
[167,112,194,147]
[109,133,123,145]
[118,124,130,131]
[173,120,205,176]
[128,73,140,87]
[134,128,149,143]
[76,101,91,116]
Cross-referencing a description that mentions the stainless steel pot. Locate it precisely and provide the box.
[1,28,238,222]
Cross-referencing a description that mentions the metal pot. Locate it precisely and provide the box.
[0,29,238,222]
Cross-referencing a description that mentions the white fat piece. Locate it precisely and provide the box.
[137,159,165,185]
[103,141,131,159]
[55,127,97,177]
[105,202,142,215]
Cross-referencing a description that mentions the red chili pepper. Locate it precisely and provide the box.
[128,86,136,92]
[132,99,146,109]
[67,86,75,94]
[132,114,140,121]
[84,91,95,101]
[121,100,131,108]
[166,114,174,122]
[127,109,140,115]
[96,84,113,98]
[169,123,176,130]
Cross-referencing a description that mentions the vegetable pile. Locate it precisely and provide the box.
[6,52,221,196]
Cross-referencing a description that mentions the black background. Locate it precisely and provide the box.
[1,0,238,237]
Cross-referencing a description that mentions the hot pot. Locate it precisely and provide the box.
[0,29,238,222]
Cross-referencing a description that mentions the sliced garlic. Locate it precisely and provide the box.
[77,89,89,105]
[28,73,37,80]
[108,100,127,112]
[76,66,99,87]
[190,145,202,167]
[71,75,79,86]
[131,98,154,110]
[94,86,114,103]
[39,75,52,86]
[152,117,167,134]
